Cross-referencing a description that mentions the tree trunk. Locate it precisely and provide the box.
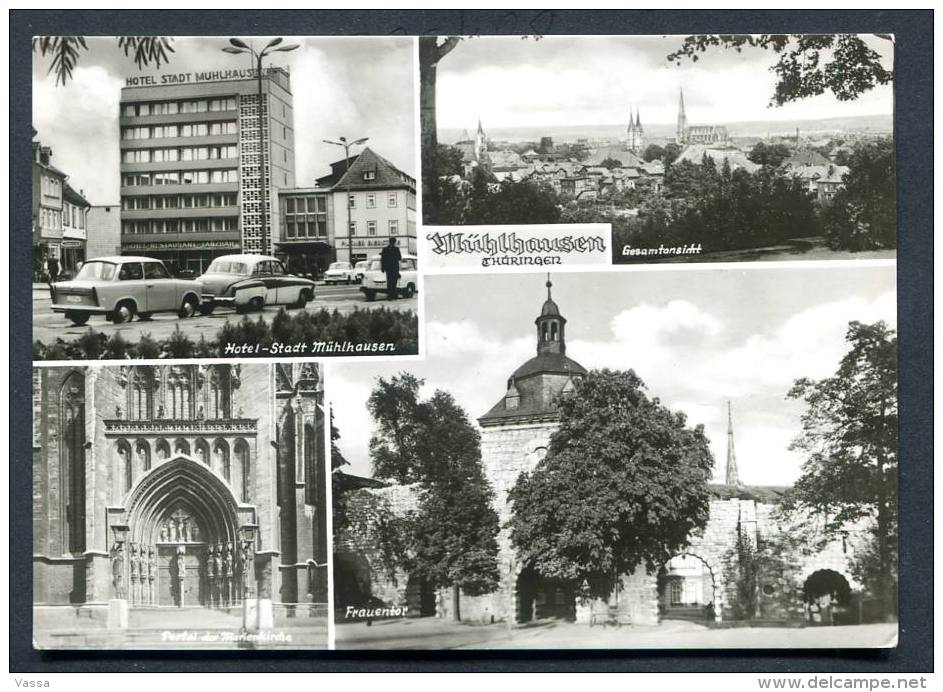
[419,37,440,225]
[452,583,461,622]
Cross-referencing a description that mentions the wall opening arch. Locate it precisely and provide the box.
[657,553,720,622]
[123,456,243,608]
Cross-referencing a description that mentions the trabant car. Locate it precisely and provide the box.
[323,261,357,285]
[359,255,418,301]
[50,256,203,326]
[197,254,316,315]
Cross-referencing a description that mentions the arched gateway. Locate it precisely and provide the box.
[118,456,250,608]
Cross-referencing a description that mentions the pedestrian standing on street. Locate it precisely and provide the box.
[380,237,402,301]
[45,256,59,290]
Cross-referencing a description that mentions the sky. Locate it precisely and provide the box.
[435,35,895,131]
[331,263,897,486]
[32,36,415,205]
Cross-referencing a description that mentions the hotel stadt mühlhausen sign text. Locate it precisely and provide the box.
[125,68,283,88]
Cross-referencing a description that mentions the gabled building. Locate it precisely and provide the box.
[32,136,68,275]
[320,147,416,264]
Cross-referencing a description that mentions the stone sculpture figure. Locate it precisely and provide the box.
[213,544,223,607]
[148,547,157,605]
[222,542,233,605]
[111,541,125,599]
[159,523,168,542]
[129,544,140,603]
[174,547,186,607]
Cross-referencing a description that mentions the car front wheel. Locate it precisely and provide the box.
[111,302,135,324]
[65,310,90,326]
[199,303,215,316]
[402,283,416,299]
[364,290,376,302]
[178,297,197,319]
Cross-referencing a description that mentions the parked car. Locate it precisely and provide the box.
[197,254,316,315]
[50,256,203,326]
[353,260,369,283]
[359,255,418,301]
[323,261,357,285]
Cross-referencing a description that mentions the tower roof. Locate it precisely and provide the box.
[725,400,742,486]
[539,278,561,317]
[479,278,586,427]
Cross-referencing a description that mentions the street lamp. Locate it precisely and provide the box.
[322,136,368,264]
[223,37,299,256]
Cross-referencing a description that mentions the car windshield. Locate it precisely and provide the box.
[207,260,250,275]
[328,262,348,270]
[368,260,382,271]
[74,261,117,281]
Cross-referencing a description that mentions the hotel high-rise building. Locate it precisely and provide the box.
[119,68,296,274]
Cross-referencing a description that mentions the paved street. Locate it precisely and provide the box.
[33,282,417,346]
[336,617,898,650]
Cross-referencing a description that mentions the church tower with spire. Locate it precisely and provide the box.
[677,88,688,144]
[725,400,742,486]
[627,107,644,154]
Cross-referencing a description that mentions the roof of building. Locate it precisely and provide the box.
[676,145,761,174]
[332,147,415,192]
[334,471,389,492]
[510,351,587,381]
[784,149,832,168]
[708,484,791,503]
[62,183,90,208]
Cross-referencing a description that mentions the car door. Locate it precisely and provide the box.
[269,260,295,305]
[116,262,147,311]
[143,261,177,312]
[255,261,277,305]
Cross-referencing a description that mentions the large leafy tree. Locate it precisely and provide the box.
[33,36,175,86]
[368,373,500,620]
[330,412,351,533]
[667,34,893,106]
[822,138,896,251]
[786,321,897,617]
[508,369,714,598]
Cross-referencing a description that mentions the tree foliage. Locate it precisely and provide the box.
[508,369,714,598]
[432,168,562,226]
[33,36,175,86]
[822,138,896,251]
[614,157,820,258]
[367,374,500,602]
[667,34,893,106]
[748,141,793,168]
[786,321,897,614]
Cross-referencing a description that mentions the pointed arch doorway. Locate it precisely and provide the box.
[124,456,244,608]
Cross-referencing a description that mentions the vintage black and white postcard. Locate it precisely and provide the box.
[420,35,895,266]
[330,266,898,650]
[32,36,420,362]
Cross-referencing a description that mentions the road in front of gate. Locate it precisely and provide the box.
[32,282,418,347]
[335,618,898,650]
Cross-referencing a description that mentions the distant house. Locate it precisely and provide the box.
[787,163,850,200]
[675,145,761,174]
[814,166,849,202]
[784,149,832,168]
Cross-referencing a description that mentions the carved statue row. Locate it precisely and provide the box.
[111,537,256,608]
[109,542,159,605]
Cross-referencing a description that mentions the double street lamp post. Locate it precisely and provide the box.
[223,38,299,256]
[322,136,368,265]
